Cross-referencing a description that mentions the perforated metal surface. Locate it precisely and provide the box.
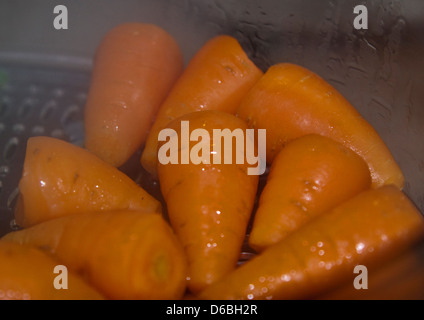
[0,65,90,236]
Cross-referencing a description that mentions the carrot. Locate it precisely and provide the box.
[198,186,424,300]
[249,134,371,252]
[236,63,404,189]
[0,241,104,300]
[2,210,188,300]
[318,240,424,300]
[141,35,263,178]
[84,23,183,167]
[15,136,161,228]
[157,110,259,294]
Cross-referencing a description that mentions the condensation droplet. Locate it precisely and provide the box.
[12,123,25,135]
[40,100,57,121]
[32,125,45,135]
[3,137,19,162]
[0,165,9,177]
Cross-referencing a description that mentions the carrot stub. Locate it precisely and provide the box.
[15,136,161,228]
[249,134,372,252]
[141,34,263,178]
[0,241,104,300]
[84,23,183,167]
[198,186,424,300]
[2,211,188,300]
[157,110,259,294]
[236,63,404,189]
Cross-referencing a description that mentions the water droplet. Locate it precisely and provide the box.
[61,104,80,126]
[52,87,65,98]
[51,129,65,139]
[356,242,365,253]
[280,274,291,282]
[3,137,19,162]
[13,123,25,135]
[0,165,9,177]
[32,125,45,135]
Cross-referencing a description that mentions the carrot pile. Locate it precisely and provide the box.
[1,22,423,300]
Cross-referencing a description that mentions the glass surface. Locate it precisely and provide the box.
[0,0,423,299]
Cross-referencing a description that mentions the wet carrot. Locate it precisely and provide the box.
[236,63,404,189]
[249,134,371,252]
[84,23,183,167]
[198,186,424,300]
[2,211,188,300]
[318,240,424,300]
[15,136,161,228]
[0,241,104,300]
[157,110,259,294]
[141,35,263,178]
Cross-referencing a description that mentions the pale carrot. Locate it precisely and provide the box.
[318,240,424,300]
[157,110,259,294]
[84,23,183,167]
[249,134,371,252]
[198,186,424,300]
[141,35,263,178]
[236,63,404,189]
[3,210,188,300]
[15,136,161,228]
[0,241,104,300]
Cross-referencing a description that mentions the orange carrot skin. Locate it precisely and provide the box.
[318,241,424,300]
[0,241,104,300]
[85,23,183,167]
[199,186,424,300]
[158,110,259,294]
[236,63,404,189]
[14,136,161,228]
[249,134,371,252]
[141,35,263,178]
[3,211,188,300]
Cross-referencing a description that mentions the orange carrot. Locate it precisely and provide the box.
[0,241,104,300]
[15,136,161,228]
[2,210,188,300]
[141,35,263,178]
[84,23,183,167]
[198,186,424,300]
[249,134,371,252]
[318,240,424,300]
[236,63,404,189]
[157,110,259,294]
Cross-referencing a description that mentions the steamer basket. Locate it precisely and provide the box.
[0,0,423,299]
